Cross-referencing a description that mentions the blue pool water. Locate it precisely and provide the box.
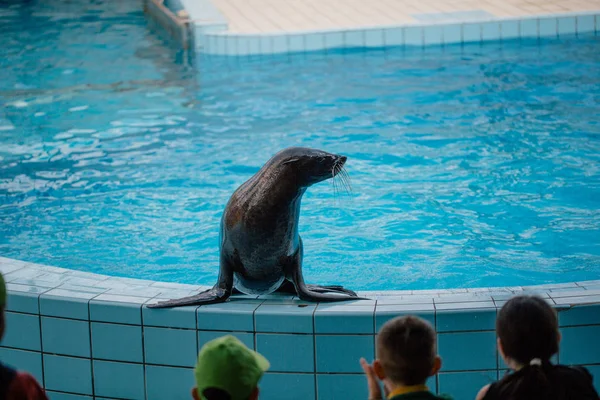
[1,1,600,290]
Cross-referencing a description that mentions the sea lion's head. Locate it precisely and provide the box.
[272,147,347,188]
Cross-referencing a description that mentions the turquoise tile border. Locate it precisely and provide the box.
[2,256,600,398]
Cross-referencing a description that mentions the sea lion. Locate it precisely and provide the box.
[149,147,363,308]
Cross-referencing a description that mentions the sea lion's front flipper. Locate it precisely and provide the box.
[148,254,234,308]
[285,239,367,302]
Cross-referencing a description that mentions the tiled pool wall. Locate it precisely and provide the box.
[1,257,600,400]
[190,12,600,56]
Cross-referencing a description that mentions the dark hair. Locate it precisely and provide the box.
[201,388,231,400]
[497,294,559,365]
[377,315,436,385]
[489,295,599,400]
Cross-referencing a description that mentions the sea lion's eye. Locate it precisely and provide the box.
[283,158,299,165]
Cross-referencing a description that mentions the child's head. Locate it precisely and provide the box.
[0,272,6,341]
[496,295,559,366]
[193,335,269,400]
[374,316,441,386]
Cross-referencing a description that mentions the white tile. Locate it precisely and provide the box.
[404,26,423,46]
[385,27,404,46]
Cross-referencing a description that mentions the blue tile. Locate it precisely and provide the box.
[7,290,41,313]
[558,17,577,36]
[40,292,93,320]
[317,374,368,400]
[197,301,260,332]
[436,307,496,332]
[143,304,197,329]
[315,305,374,334]
[305,33,325,52]
[404,26,423,46]
[325,31,344,49]
[0,347,43,383]
[424,26,443,45]
[577,15,596,34]
[520,19,538,38]
[255,304,316,334]
[46,392,92,400]
[41,317,90,357]
[43,354,92,395]
[427,375,437,393]
[260,373,315,400]
[385,27,404,46]
[438,331,496,371]
[539,18,557,37]
[316,335,374,373]
[558,304,600,326]
[199,330,254,350]
[90,298,144,325]
[481,22,500,41]
[501,20,520,40]
[375,304,435,331]
[438,371,497,400]
[560,326,600,365]
[256,334,314,372]
[272,35,288,54]
[146,365,195,400]
[248,36,261,56]
[288,35,304,53]
[364,29,384,47]
[144,327,197,367]
[344,30,364,48]
[584,365,600,393]
[94,360,145,400]
[462,23,481,42]
[443,24,462,45]
[91,322,142,362]
[3,312,41,351]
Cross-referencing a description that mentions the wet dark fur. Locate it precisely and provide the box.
[149,147,363,308]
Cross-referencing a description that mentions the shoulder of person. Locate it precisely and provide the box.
[9,371,48,400]
[475,384,491,400]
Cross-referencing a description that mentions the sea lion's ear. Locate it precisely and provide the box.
[282,158,300,165]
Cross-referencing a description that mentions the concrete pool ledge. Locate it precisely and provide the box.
[1,256,600,400]
[180,5,600,56]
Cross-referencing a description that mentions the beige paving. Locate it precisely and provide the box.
[209,0,600,33]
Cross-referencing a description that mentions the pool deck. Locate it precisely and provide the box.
[2,256,600,399]
[168,0,600,55]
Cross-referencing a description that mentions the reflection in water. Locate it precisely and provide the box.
[1,0,599,290]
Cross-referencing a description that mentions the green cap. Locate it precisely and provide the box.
[0,272,6,308]
[194,335,269,400]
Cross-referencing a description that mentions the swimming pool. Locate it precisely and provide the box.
[1,0,600,291]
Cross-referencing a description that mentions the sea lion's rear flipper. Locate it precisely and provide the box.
[148,255,235,308]
[147,286,230,308]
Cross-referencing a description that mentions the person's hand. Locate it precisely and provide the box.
[360,357,383,400]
